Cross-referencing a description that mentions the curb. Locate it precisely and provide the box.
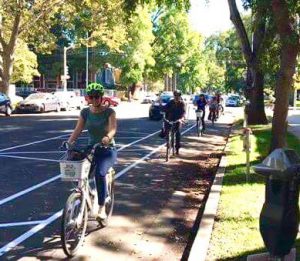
[187,128,231,261]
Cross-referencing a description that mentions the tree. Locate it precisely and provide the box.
[227,0,269,124]
[0,0,67,94]
[270,0,300,150]
[120,4,155,92]
[151,7,195,91]
[0,0,128,95]
[11,39,39,84]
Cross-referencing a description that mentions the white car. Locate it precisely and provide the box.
[142,93,157,104]
[53,91,85,111]
[16,92,61,113]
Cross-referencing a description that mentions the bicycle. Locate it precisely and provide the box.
[59,143,115,257]
[163,117,182,162]
[195,109,204,137]
[209,108,217,126]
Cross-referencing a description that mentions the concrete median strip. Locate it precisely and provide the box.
[188,131,229,261]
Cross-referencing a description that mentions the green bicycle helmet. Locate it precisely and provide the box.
[86,82,105,96]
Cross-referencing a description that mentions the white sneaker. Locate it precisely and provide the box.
[97,205,107,220]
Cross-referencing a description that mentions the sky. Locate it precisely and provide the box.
[188,0,245,36]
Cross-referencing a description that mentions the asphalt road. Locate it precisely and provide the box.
[0,103,242,260]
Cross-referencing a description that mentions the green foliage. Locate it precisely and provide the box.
[120,4,155,85]
[11,40,40,83]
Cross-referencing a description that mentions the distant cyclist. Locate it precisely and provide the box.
[215,92,223,118]
[195,94,207,131]
[67,83,117,220]
[162,89,186,155]
[208,96,218,122]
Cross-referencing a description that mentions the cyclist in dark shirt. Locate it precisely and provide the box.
[162,89,186,155]
[195,94,207,130]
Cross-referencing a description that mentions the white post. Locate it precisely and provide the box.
[63,47,67,92]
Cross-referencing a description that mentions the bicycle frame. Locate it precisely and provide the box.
[163,117,181,161]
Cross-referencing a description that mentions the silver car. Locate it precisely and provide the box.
[53,91,85,111]
[16,92,61,113]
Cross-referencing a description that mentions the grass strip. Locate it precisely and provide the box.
[207,124,300,260]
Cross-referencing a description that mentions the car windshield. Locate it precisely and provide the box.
[26,93,47,100]
[160,96,172,103]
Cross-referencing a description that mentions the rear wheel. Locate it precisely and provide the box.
[165,132,171,162]
[211,112,216,126]
[99,169,115,227]
[171,131,175,156]
[61,192,87,257]
[196,119,200,137]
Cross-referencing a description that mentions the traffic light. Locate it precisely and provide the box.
[66,66,69,76]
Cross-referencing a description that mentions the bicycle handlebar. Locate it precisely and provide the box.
[163,118,183,125]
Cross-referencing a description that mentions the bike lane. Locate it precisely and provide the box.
[0,114,197,259]
[1,113,235,260]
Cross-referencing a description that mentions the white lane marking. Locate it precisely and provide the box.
[0,134,70,153]
[0,210,63,256]
[0,151,64,155]
[117,130,156,135]
[117,130,160,152]
[0,155,61,162]
[0,129,160,206]
[0,130,88,153]
[0,176,61,206]
[0,220,44,228]
[0,124,196,256]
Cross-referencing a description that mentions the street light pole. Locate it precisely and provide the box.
[63,45,74,92]
[86,32,89,88]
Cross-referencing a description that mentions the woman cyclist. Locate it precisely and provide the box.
[195,94,207,131]
[67,83,117,220]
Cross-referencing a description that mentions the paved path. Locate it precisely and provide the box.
[0,103,242,260]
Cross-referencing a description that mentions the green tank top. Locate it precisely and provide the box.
[80,107,115,146]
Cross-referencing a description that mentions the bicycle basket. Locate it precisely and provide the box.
[195,110,203,117]
[60,154,91,181]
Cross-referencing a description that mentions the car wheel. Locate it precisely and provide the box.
[5,106,12,116]
[104,100,110,107]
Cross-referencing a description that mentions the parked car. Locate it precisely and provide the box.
[225,96,241,107]
[149,93,173,120]
[0,93,12,116]
[16,92,61,113]
[102,96,120,107]
[142,93,157,104]
[53,91,85,111]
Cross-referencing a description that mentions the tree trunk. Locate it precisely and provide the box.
[228,0,268,125]
[247,69,268,124]
[270,0,300,151]
[0,50,14,95]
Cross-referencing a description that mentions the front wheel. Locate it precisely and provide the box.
[99,169,115,227]
[61,192,88,257]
